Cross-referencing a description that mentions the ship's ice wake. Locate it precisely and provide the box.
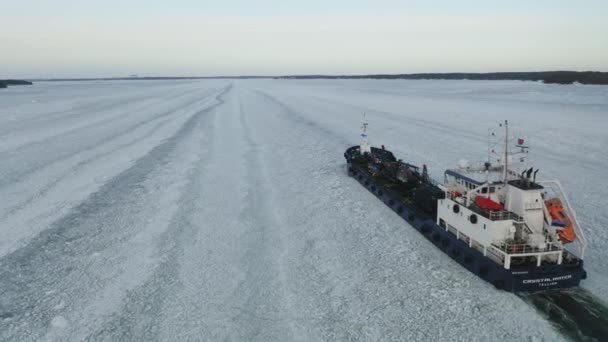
[522,289,608,341]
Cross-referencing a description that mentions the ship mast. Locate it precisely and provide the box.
[503,120,509,186]
[360,113,371,155]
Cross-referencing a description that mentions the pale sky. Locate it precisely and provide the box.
[2,0,607,78]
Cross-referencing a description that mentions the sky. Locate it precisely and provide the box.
[2,0,607,78]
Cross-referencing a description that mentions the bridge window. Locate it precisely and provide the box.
[490,187,496,193]
[481,187,488,194]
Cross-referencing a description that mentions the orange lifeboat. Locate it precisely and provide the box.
[545,198,576,243]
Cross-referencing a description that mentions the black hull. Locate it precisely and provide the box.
[345,150,586,292]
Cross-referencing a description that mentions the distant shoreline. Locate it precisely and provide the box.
[0,79,33,88]
[278,71,608,85]
[10,71,608,85]
[29,76,268,82]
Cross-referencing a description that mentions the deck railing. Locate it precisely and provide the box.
[487,210,523,222]
[444,190,523,222]
[492,242,561,255]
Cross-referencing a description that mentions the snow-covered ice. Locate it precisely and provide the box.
[0,79,606,341]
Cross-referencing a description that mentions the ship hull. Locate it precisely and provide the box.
[346,158,586,292]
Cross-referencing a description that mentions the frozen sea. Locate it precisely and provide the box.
[0,79,607,341]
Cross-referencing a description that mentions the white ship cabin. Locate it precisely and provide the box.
[436,162,587,270]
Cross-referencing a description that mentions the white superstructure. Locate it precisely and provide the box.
[436,121,587,270]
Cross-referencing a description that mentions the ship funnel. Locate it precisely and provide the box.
[533,169,539,182]
[526,167,533,179]
[524,167,533,187]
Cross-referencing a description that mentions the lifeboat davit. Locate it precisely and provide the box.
[474,196,504,211]
[545,198,576,243]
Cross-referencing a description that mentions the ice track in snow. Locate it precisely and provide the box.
[1,79,607,341]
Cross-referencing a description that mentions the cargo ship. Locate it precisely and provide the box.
[344,118,587,292]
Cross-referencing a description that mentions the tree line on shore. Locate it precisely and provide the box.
[0,79,33,89]
[278,71,608,85]
[3,71,607,87]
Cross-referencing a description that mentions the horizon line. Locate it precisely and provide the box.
[13,70,608,82]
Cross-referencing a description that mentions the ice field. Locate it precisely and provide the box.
[0,79,607,341]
